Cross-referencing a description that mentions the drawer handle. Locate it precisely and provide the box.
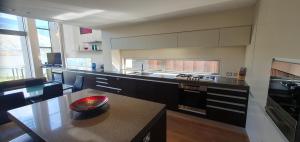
[96,81,108,84]
[207,93,246,100]
[96,77,108,81]
[96,85,122,91]
[208,87,247,93]
[183,90,201,94]
[207,99,246,107]
[207,105,245,114]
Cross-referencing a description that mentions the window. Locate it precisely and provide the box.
[35,19,52,78]
[124,59,220,74]
[0,13,32,82]
[66,58,91,70]
[35,19,52,64]
[0,13,24,31]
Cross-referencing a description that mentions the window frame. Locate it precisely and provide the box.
[0,13,33,81]
[35,19,53,65]
[35,19,52,49]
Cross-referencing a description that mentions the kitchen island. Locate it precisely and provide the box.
[8,89,166,142]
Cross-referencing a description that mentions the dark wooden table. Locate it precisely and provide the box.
[8,89,166,142]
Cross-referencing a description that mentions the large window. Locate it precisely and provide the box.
[0,13,31,82]
[35,19,52,78]
[35,19,52,65]
[124,59,220,74]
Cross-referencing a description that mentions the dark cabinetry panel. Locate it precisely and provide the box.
[119,78,136,97]
[206,86,249,127]
[135,80,178,110]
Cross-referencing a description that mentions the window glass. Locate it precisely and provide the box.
[0,13,24,31]
[0,34,26,82]
[37,29,51,47]
[66,58,92,70]
[124,59,219,74]
[40,48,52,64]
[35,19,49,29]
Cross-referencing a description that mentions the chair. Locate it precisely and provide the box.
[72,75,84,92]
[0,92,27,142]
[42,83,63,101]
[0,92,26,124]
[25,77,46,87]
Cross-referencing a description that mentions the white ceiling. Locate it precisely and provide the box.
[0,0,256,29]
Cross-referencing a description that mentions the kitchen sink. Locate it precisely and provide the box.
[128,72,153,76]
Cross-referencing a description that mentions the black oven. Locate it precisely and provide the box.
[266,58,300,142]
[178,86,207,115]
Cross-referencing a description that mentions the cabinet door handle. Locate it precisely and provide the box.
[183,90,201,94]
[207,105,245,114]
[96,77,108,81]
[207,99,246,107]
[96,81,108,84]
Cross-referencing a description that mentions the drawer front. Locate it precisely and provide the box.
[207,99,246,112]
[94,75,121,89]
[207,106,246,127]
[207,87,248,98]
[95,84,122,94]
[207,93,247,104]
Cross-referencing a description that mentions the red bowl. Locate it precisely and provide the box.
[70,96,108,112]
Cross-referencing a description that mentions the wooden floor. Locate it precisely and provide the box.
[167,111,249,142]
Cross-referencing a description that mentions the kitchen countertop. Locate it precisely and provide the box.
[65,69,249,89]
[8,89,166,142]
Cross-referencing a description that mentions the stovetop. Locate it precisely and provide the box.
[176,73,216,82]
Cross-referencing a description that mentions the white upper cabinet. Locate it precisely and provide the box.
[219,26,252,47]
[178,29,219,48]
[110,33,177,50]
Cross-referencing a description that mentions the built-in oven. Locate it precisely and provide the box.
[178,86,207,115]
[266,58,300,142]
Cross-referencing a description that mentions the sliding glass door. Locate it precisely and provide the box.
[0,13,32,82]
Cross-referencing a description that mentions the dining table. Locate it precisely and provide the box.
[7,89,166,142]
[1,82,73,99]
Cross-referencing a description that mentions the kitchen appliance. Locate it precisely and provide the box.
[266,58,300,142]
[176,74,215,115]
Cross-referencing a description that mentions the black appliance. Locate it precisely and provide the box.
[266,59,300,142]
[47,53,62,65]
[176,74,215,115]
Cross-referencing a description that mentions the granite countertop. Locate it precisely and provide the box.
[65,69,249,89]
[8,89,166,142]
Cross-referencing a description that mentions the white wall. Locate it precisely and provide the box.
[62,25,105,68]
[245,0,300,141]
[101,7,254,73]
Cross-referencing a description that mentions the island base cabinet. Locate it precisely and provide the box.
[133,109,166,142]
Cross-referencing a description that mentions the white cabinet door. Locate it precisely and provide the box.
[178,29,219,48]
[111,33,177,50]
[219,26,252,47]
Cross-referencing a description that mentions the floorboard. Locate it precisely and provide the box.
[167,111,249,142]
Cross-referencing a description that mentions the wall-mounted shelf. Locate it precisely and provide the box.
[79,41,102,52]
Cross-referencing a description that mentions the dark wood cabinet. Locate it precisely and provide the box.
[119,78,136,97]
[135,80,179,110]
[206,86,249,127]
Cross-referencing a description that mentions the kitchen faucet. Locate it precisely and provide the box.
[141,64,144,72]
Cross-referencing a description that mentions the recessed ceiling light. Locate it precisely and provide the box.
[53,10,104,21]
